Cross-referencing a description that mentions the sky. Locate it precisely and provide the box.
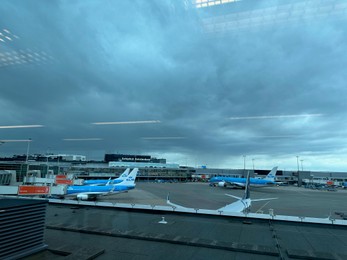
[0,0,347,172]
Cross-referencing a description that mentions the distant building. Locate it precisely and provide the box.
[0,154,86,162]
[105,153,174,169]
[104,154,166,164]
[108,161,179,169]
[55,154,86,162]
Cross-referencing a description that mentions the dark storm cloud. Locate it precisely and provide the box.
[0,0,347,170]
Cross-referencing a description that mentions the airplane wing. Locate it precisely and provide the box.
[217,200,249,213]
[166,193,191,210]
[228,182,246,188]
[251,197,277,202]
[70,190,128,200]
[224,193,242,200]
[66,188,129,200]
[89,183,108,186]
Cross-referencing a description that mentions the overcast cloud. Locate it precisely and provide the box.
[0,0,347,171]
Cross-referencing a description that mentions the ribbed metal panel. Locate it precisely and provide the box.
[0,198,48,260]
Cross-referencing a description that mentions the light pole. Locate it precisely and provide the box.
[25,138,32,176]
[57,155,60,174]
[45,155,49,177]
[46,148,51,177]
[243,155,246,174]
[25,138,31,163]
[296,156,300,173]
[300,159,304,171]
[252,158,255,171]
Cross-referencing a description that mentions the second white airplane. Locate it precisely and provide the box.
[167,172,277,213]
[209,167,278,188]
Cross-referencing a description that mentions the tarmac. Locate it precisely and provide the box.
[99,182,347,219]
[25,182,347,259]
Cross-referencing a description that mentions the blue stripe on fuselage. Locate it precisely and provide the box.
[84,179,122,185]
[67,184,135,195]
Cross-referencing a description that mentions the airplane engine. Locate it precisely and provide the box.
[76,194,89,200]
[218,181,226,187]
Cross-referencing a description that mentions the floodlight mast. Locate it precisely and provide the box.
[300,159,304,171]
[25,138,32,177]
[243,155,246,176]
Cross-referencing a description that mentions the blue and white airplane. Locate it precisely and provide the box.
[83,168,130,186]
[209,166,278,188]
[66,168,138,200]
[168,171,277,213]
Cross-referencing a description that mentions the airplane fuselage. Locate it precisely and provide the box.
[209,177,275,186]
[67,184,135,195]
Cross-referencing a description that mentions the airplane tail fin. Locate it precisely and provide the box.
[242,171,251,200]
[114,168,130,183]
[116,168,138,186]
[263,166,278,181]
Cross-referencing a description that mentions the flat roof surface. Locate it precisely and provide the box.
[25,183,347,259]
[29,203,347,259]
[0,198,47,209]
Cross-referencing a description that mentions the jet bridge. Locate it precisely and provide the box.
[0,184,66,196]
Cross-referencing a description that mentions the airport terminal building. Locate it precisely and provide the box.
[0,153,347,186]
